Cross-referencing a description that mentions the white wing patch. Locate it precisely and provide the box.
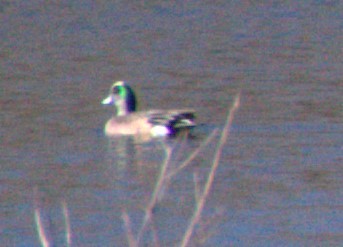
[150,125,170,137]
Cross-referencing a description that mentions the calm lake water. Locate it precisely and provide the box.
[1,1,342,246]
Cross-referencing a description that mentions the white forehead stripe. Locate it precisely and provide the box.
[114,81,125,86]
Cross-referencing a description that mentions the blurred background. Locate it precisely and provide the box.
[1,1,342,246]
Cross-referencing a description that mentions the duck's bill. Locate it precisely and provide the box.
[101,95,114,105]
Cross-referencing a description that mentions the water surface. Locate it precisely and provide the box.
[1,1,342,246]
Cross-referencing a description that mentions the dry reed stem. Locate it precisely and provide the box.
[122,131,217,246]
[33,188,71,247]
[180,93,240,247]
[122,211,138,247]
[135,143,172,245]
[148,218,161,247]
[193,172,200,204]
[34,208,50,247]
[33,187,50,247]
[122,94,240,247]
[62,200,71,247]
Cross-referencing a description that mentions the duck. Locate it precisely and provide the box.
[101,81,196,137]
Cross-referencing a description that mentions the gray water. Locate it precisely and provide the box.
[1,1,342,246]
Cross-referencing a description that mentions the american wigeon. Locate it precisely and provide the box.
[101,81,196,137]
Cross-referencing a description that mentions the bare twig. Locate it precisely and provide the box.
[180,93,240,247]
[122,211,137,247]
[34,208,50,247]
[136,143,172,245]
[61,200,71,247]
[33,187,50,247]
[121,94,240,247]
[148,218,161,247]
[193,172,200,204]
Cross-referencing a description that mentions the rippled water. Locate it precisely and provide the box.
[1,1,342,246]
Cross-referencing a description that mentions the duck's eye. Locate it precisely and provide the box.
[113,86,126,97]
[112,86,120,94]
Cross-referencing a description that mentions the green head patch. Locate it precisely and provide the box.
[111,82,136,112]
[112,85,126,99]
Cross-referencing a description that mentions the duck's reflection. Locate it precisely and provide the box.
[104,135,169,201]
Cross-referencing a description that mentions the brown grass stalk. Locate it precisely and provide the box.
[135,143,172,245]
[34,208,50,247]
[180,93,240,247]
[33,187,50,247]
[122,211,138,247]
[122,93,240,247]
[62,200,71,247]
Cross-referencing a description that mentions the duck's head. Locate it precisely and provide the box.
[101,81,136,116]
